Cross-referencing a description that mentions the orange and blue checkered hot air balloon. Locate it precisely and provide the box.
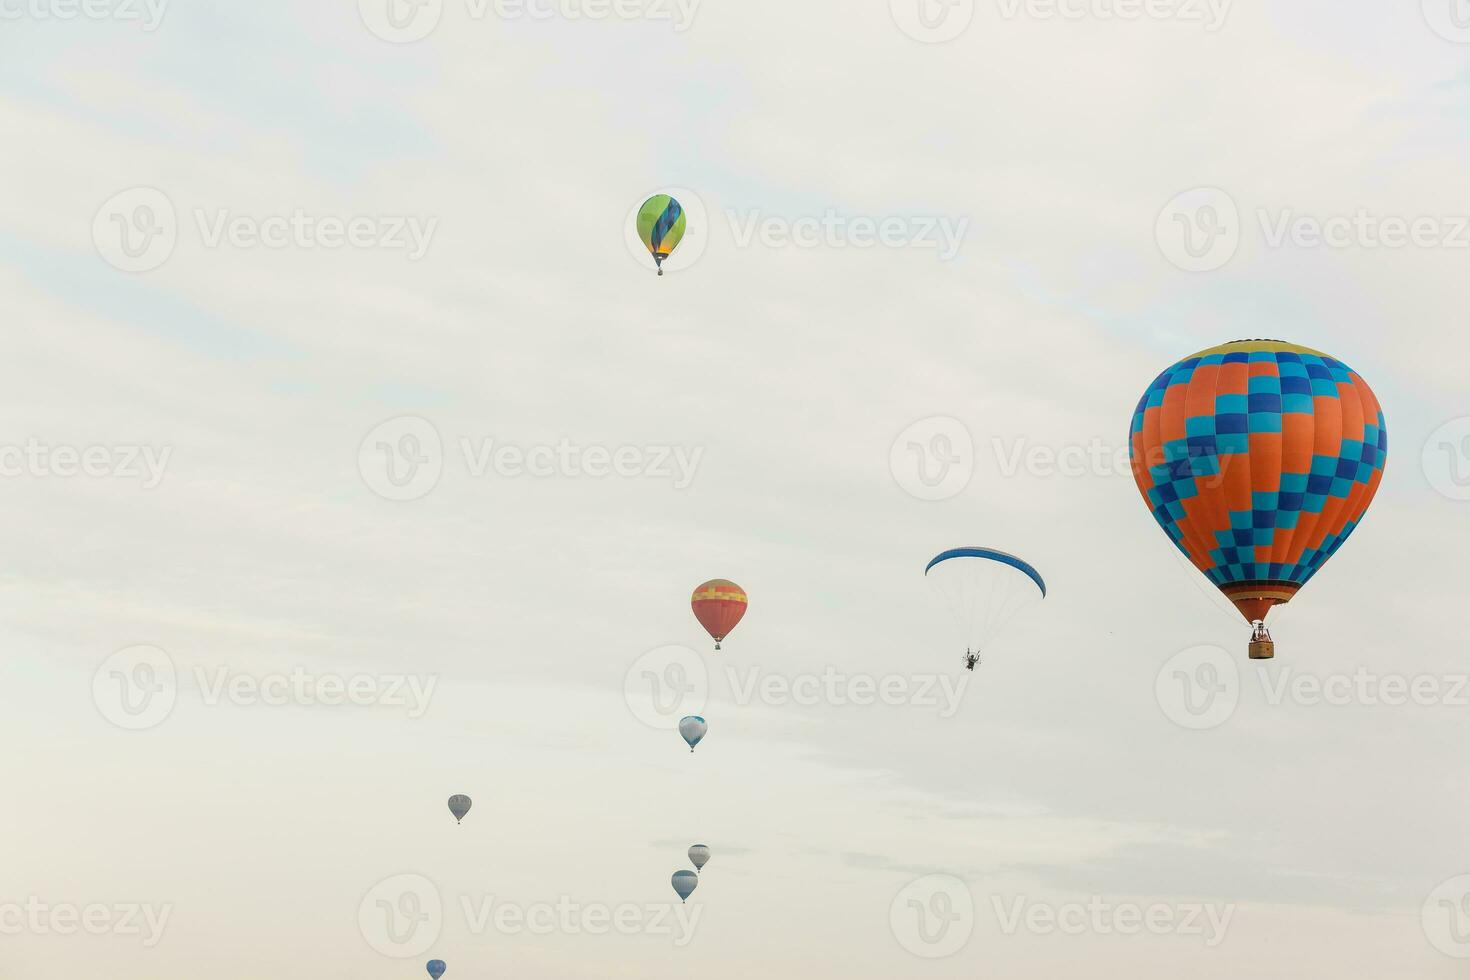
[1129,340,1387,659]
[691,579,747,651]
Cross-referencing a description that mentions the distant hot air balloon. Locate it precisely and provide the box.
[1129,340,1387,658]
[637,194,687,276]
[679,715,707,753]
[672,870,699,903]
[925,548,1046,668]
[689,844,711,873]
[427,960,447,979]
[448,795,472,824]
[691,579,747,651]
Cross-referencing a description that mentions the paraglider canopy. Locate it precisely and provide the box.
[924,547,1046,660]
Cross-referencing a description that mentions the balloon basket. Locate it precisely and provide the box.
[1248,622,1275,660]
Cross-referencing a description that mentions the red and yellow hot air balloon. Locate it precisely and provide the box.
[1129,340,1387,659]
[691,579,747,651]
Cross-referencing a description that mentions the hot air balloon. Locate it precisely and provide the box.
[924,548,1046,669]
[447,795,472,824]
[1129,340,1386,658]
[427,960,447,979]
[689,844,711,873]
[691,579,746,651]
[637,194,686,276]
[679,715,707,752]
[672,870,699,903]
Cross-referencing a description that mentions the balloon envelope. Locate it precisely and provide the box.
[447,795,472,824]
[924,548,1045,654]
[1129,340,1386,625]
[427,960,447,979]
[672,870,699,902]
[689,844,711,872]
[691,579,747,649]
[637,195,687,272]
[679,715,707,752]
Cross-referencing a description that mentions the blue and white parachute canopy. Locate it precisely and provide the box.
[924,547,1046,652]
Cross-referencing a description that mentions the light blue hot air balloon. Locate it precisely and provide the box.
[689,844,711,873]
[678,715,707,752]
[672,870,699,903]
[426,960,447,979]
[447,795,471,824]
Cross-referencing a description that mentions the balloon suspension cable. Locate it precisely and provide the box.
[1248,620,1275,660]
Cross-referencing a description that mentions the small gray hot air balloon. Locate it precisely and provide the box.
[688,844,710,873]
[672,870,698,903]
[678,715,707,753]
[448,795,472,824]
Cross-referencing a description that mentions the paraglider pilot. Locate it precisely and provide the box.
[964,650,979,671]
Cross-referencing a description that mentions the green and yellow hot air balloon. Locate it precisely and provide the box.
[637,194,686,276]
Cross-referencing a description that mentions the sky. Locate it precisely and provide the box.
[2,0,1470,976]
